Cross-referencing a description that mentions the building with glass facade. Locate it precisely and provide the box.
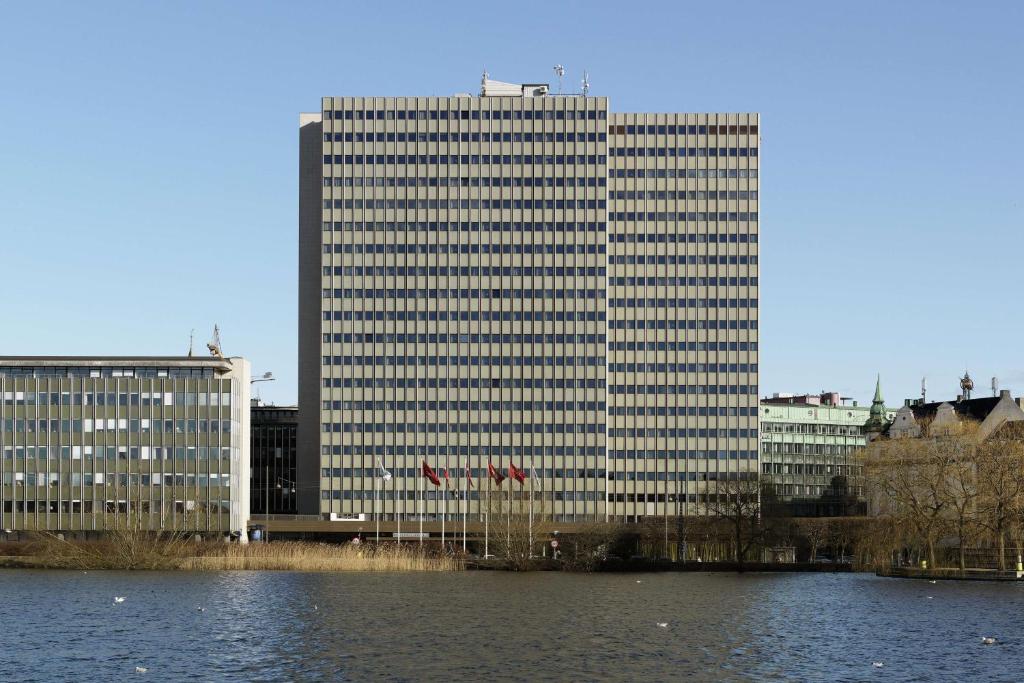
[298,76,759,524]
[0,357,250,537]
[250,402,298,516]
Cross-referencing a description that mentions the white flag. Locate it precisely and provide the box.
[376,457,392,482]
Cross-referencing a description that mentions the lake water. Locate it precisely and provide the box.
[1,570,1021,681]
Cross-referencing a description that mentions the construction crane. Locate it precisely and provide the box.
[207,325,223,358]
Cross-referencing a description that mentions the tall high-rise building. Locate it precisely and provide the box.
[299,76,759,525]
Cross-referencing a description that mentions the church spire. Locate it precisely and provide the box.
[865,374,889,434]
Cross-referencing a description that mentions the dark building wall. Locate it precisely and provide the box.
[251,405,298,515]
[297,115,323,515]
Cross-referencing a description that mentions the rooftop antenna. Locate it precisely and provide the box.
[921,377,927,403]
[188,329,195,358]
[553,64,565,94]
[207,325,223,359]
[581,70,590,96]
[992,376,999,397]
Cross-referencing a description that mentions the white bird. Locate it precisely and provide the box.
[636,580,642,584]
[113,597,126,604]
[313,604,318,611]
[927,596,934,600]
[982,637,997,645]
[656,622,668,628]
[873,662,884,668]
[929,580,937,584]
[135,667,148,673]
[197,607,205,612]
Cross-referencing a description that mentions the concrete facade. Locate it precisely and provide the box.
[0,357,250,536]
[299,78,759,524]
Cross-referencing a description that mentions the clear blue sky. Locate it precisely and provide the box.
[1,1,1021,407]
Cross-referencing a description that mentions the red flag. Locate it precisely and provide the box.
[488,461,506,486]
[465,465,474,489]
[509,463,526,485]
[443,467,452,490]
[421,460,441,487]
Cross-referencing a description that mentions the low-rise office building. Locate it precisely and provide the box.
[251,402,298,516]
[0,357,250,537]
[760,381,894,516]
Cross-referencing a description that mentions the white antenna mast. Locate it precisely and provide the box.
[992,376,999,397]
[188,329,195,358]
[921,377,927,403]
[553,64,565,94]
[581,70,590,96]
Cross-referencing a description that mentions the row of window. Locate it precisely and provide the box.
[609,384,757,395]
[323,243,608,254]
[610,168,758,179]
[609,254,759,265]
[319,467,756,482]
[0,367,218,379]
[321,378,606,389]
[326,333,607,344]
[609,319,758,331]
[322,445,605,456]
[610,233,758,244]
[324,176,608,188]
[2,500,232,514]
[761,422,863,435]
[610,147,757,158]
[0,392,232,407]
[4,472,233,486]
[608,450,758,459]
[609,341,758,351]
[608,428,757,438]
[327,131,608,143]
[325,109,609,121]
[762,443,861,456]
[323,355,605,368]
[325,153,609,166]
[325,197,611,209]
[323,422,606,434]
[2,446,236,460]
[609,298,757,308]
[326,287,605,299]
[323,220,608,231]
[324,401,606,411]
[1,419,234,434]
[322,310,607,322]
[610,212,758,222]
[609,404,757,415]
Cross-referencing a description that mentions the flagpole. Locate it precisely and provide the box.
[485,479,490,559]
[396,465,401,546]
[528,469,533,559]
[375,466,379,544]
[462,463,467,553]
[441,477,446,551]
[419,462,423,547]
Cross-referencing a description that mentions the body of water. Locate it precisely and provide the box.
[0,570,1021,681]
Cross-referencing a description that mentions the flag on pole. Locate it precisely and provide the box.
[422,460,441,487]
[443,467,452,498]
[509,463,526,485]
[530,467,541,486]
[487,461,505,486]
[465,464,475,489]
[376,457,392,482]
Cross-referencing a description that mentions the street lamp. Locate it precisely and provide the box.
[251,372,276,541]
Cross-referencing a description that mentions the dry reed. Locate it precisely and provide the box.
[186,541,463,572]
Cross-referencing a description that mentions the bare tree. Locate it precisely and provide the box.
[975,437,1024,571]
[702,475,763,571]
[799,518,830,562]
[941,432,981,575]
[863,436,949,569]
